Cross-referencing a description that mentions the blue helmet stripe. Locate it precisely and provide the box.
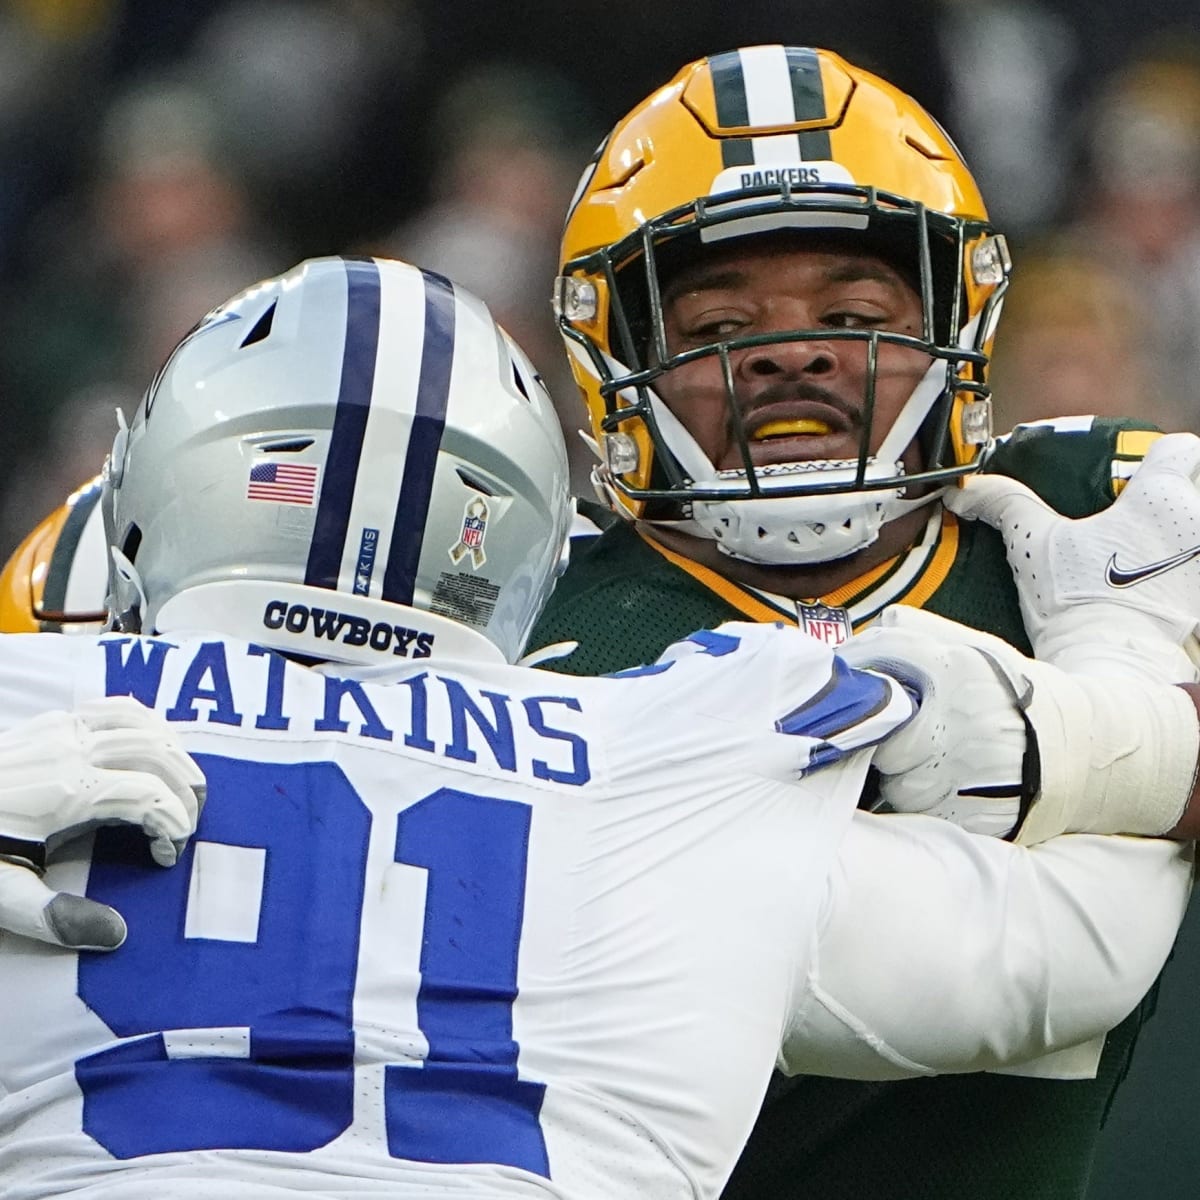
[304,258,382,589]
[382,269,456,604]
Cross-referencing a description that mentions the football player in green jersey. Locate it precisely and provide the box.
[530,44,1194,1200]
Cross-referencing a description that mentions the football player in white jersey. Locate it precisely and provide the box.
[0,697,205,949]
[0,255,1197,1200]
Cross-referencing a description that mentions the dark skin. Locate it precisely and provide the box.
[641,234,932,598]
[635,232,1200,838]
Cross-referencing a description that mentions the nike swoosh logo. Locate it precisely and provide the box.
[1105,544,1200,588]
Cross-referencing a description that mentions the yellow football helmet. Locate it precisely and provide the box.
[556,45,1011,564]
[0,477,108,633]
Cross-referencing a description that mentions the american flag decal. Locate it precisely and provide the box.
[247,461,319,506]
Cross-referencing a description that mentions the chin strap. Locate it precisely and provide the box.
[710,486,946,564]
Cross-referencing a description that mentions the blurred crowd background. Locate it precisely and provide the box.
[3,0,1200,553]
[2,1,1200,1193]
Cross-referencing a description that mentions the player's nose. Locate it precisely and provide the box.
[737,333,840,380]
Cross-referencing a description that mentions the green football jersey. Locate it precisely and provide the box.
[527,417,1166,1200]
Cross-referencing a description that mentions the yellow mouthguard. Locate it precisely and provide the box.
[752,418,831,439]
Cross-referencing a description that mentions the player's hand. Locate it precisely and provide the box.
[944,432,1200,681]
[840,608,1030,837]
[844,607,1200,844]
[0,697,206,951]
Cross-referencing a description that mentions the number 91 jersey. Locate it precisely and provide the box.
[0,622,903,1200]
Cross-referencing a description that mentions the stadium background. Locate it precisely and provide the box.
[1,1,1199,1195]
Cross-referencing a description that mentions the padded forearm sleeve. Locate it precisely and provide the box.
[1016,665,1200,844]
[1035,605,1200,686]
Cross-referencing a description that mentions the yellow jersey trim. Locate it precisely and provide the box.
[894,512,959,614]
[637,509,959,629]
[1115,429,1162,460]
[637,533,793,623]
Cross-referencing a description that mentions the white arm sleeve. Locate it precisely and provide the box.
[780,811,1191,1081]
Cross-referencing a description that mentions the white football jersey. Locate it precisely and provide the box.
[0,621,1190,1200]
[0,621,905,1199]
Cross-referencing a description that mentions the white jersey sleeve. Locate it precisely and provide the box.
[608,619,915,775]
[780,812,1191,1080]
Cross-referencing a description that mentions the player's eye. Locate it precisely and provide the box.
[823,310,887,330]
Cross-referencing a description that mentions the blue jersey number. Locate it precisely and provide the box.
[77,755,546,1172]
[386,791,547,1173]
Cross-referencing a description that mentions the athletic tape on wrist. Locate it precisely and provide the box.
[1015,669,1199,844]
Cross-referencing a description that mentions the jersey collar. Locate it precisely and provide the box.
[638,507,958,632]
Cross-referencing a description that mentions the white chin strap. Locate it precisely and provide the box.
[647,354,954,566]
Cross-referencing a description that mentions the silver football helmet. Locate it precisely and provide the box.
[103,256,572,664]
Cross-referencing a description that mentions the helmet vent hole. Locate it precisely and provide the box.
[239,301,278,348]
[455,466,498,497]
[904,133,949,163]
[121,523,143,566]
[511,360,531,401]
[258,438,314,453]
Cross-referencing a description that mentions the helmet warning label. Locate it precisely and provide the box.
[431,572,500,627]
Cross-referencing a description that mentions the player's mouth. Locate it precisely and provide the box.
[751,417,834,439]
[733,401,857,466]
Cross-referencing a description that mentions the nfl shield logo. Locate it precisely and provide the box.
[797,601,852,646]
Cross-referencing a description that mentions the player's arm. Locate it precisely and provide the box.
[781,812,1191,1081]
[922,430,1200,842]
[0,696,205,950]
[843,605,1200,844]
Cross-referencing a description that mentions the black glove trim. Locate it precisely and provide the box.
[0,837,47,873]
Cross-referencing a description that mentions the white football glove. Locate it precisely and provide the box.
[843,607,1199,845]
[944,432,1200,683]
[0,697,206,951]
[840,610,1030,837]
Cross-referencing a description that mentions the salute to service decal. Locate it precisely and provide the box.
[449,498,489,568]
